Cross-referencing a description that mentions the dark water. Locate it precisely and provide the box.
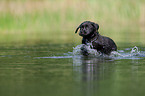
[0,42,145,96]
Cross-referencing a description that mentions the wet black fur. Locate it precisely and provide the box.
[75,21,117,55]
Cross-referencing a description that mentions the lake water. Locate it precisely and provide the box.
[0,41,145,96]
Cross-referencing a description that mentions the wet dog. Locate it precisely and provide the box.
[75,21,117,55]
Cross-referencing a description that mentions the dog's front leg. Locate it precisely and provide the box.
[81,38,89,56]
[80,44,89,56]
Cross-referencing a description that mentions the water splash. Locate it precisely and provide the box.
[73,44,144,59]
[131,46,140,54]
[73,43,100,56]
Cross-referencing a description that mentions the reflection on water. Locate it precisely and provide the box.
[73,57,116,96]
[73,57,114,81]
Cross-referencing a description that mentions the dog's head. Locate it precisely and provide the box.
[75,21,99,37]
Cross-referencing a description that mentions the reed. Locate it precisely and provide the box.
[0,0,144,44]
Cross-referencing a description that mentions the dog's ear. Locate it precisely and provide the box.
[91,22,99,31]
[75,23,82,33]
[75,26,80,33]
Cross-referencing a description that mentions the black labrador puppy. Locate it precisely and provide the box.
[75,21,117,55]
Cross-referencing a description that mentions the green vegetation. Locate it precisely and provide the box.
[0,0,144,44]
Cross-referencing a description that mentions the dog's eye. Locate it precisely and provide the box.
[85,25,88,28]
[81,25,84,28]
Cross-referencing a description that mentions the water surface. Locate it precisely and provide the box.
[0,42,145,96]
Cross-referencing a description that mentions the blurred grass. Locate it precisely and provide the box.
[0,0,145,44]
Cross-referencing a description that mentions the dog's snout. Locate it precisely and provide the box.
[81,28,86,33]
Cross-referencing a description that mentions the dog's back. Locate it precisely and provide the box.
[92,35,117,55]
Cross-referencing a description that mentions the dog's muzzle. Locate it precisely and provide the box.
[79,30,87,36]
